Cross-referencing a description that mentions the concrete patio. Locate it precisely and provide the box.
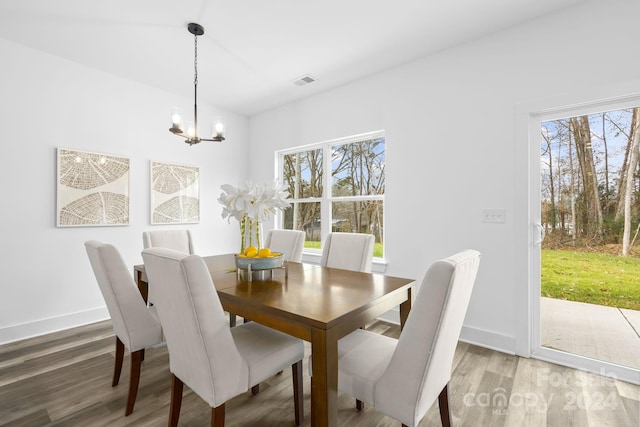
[541,297,640,369]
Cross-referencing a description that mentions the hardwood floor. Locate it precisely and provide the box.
[1,320,638,426]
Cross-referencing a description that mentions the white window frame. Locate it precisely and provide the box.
[275,130,386,262]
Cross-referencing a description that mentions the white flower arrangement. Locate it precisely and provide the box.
[218,181,291,252]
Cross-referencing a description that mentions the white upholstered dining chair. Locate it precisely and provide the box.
[264,229,305,262]
[320,232,375,272]
[84,240,163,416]
[142,229,195,310]
[141,247,305,427]
[142,229,194,255]
[336,249,481,427]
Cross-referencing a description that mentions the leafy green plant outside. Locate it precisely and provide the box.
[541,249,640,310]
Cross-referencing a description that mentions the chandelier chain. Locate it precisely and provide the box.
[194,33,198,87]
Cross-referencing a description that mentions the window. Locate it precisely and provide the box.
[278,131,385,258]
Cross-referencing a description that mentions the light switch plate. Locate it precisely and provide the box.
[482,209,505,223]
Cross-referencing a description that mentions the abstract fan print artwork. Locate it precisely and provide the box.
[57,148,130,227]
[150,161,200,224]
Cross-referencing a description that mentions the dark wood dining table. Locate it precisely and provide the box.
[134,254,415,427]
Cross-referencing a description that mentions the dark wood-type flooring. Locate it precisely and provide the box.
[1,319,638,426]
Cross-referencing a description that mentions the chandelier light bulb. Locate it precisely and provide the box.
[186,123,196,138]
[171,113,182,127]
[214,120,225,138]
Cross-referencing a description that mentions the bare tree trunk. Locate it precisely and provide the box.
[571,116,603,237]
[293,153,301,229]
[602,113,610,212]
[614,111,636,221]
[621,107,640,255]
[569,129,577,242]
[542,131,557,230]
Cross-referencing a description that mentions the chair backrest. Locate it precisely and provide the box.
[84,240,162,352]
[141,247,248,408]
[142,230,194,304]
[374,250,481,425]
[265,229,305,262]
[142,230,194,255]
[320,232,375,272]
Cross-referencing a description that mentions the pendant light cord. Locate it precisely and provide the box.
[193,33,199,138]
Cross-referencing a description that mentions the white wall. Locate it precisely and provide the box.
[248,1,640,354]
[0,38,249,343]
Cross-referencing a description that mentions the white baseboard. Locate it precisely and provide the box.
[0,306,110,345]
[376,309,516,355]
[1,306,518,360]
[459,325,516,355]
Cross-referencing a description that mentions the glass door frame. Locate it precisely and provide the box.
[517,87,640,386]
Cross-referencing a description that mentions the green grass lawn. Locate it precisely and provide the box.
[542,249,640,310]
[304,241,384,258]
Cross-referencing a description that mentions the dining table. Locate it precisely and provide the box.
[134,254,415,427]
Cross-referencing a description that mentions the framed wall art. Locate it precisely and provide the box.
[150,161,200,224]
[56,148,130,227]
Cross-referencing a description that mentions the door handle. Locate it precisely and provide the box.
[535,223,545,245]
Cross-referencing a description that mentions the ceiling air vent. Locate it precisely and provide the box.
[293,74,317,86]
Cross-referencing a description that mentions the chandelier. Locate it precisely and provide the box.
[169,23,225,145]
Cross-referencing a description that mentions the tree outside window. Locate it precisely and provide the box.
[279,131,385,257]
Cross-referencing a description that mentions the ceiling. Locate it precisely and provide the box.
[0,0,585,116]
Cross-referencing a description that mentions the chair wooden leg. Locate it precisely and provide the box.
[112,336,124,387]
[125,349,143,416]
[169,374,184,427]
[438,382,452,427]
[251,384,260,395]
[211,403,225,427]
[356,399,364,411]
[292,360,303,426]
[229,313,236,327]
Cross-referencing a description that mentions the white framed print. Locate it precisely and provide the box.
[56,147,130,227]
[150,160,200,224]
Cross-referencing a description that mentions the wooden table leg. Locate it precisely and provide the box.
[134,269,149,304]
[399,287,412,330]
[310,328,338,427]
